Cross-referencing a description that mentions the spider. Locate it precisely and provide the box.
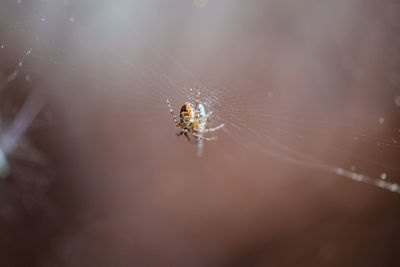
[165,88,224,155]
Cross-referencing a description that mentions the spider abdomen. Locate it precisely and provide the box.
[180,103,195,126]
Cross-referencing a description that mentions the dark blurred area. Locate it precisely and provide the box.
[1,0,400,266]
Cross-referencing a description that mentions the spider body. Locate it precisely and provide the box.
[166,88,224,156]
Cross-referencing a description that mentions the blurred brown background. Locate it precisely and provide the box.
[1,0,400,266]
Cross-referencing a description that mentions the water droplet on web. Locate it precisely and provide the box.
[376,180,386,188]
[70,17,75,23]
[7,70,18,82]
[380,173,387,180]
[0,44,4,49]
[336,168,344,175]
[268,92,274,98]
[25,75,31,81]
[18,62,22,67]
[390,184,399,192]
[17,0,21,3]
[379,117,385,124]
[41,18,45,22]
[395,95,400,107]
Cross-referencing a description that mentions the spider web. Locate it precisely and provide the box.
[0,0,400,198]
[3,1,400,266]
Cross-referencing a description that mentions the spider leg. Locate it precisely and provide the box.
[195,123,225,133]
[195,87,200,120]
[184,132,191,142]
[191,132,217,141]
[177,131,191,142]
[165,97,179,126]
[176,131,192,143]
